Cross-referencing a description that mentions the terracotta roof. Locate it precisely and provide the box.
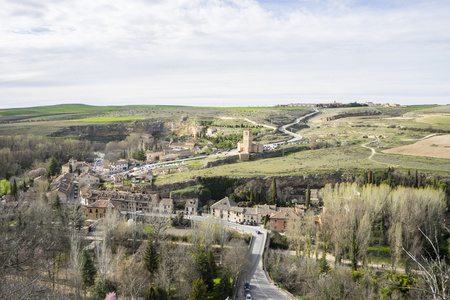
[87,199,121,209]
[210,197,238,210]
[270,210,299,220]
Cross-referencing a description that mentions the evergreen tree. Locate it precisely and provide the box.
[194,247,214,292]
[270,177,277,204]
[350,220,359,271]
[81,249,97,290]
[414,170,418,188]
[22,179,27,192]
[319,242,330,275]
[263,215,270,229]
[207,250,216,278]
[215,272,232,299]
[189,279,208,300]
[47,157,60,178]
[145,287,168,300]
[143,240,160,280]
[305,185,311,209]
[10,179,17,199]
[69,163,73,173]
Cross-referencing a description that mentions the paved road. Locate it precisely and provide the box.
[227,223,290,300]
[279,108,319,143]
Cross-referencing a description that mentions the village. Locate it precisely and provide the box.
[35,128,319,234]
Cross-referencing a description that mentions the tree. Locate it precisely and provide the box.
[91,278,117,300]
[207,250,216,278]
[215,272,232,299]
[0,179,10,196]
[194,247,214,292]
[144,239,160,280]
[270,177,277,204]
[80,249,97,291]
[69,163,73,173]
[145,286,168,300]
[402,228,450,300]
[47,156,60,178]
[10,178,17,199]
[305,185,311,209]
[189,279,208,300]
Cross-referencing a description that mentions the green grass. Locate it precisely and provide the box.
[406,105,438,110]
[65,117,145,122]
[153,142,450,185]
[200,106,309,111]
[171,185,202,194]
[0,104,190,117]
[417,116,450,125]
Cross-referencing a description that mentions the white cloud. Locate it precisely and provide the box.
[0,0,449,108]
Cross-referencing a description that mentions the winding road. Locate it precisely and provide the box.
[279,108,319,143]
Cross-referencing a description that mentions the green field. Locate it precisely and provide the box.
[65,117,145,122]
[418,116,450,125]
[200,106,309,111]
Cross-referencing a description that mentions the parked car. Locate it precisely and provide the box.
[245,294,252,300]
[244,281,250,292]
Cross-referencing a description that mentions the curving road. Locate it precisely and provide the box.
[279,108,319,143]
[227,223,291,300]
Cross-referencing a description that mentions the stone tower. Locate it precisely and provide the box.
[243,129,252,153]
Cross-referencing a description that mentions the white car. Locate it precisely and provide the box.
[245,294,252,300]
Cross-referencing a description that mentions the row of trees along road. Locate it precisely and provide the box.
[283,182,448,299]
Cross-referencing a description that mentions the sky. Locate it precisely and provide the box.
[1,0,449,109]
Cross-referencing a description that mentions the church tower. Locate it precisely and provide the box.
[243,129,252,153]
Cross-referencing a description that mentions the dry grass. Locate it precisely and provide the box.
[383,135,450,159]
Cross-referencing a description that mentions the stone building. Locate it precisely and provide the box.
[236,129,263,161]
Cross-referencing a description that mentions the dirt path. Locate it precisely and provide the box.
[219,116,277,130]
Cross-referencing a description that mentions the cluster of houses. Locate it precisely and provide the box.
[278,101,401,108]
[210,197,311,232]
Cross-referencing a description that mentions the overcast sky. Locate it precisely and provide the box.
[1,0,449,109]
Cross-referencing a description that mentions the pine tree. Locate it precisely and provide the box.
[189,279,208,300]
[305,186,311,209]
[81,249,97,289]
[143,240,160,280]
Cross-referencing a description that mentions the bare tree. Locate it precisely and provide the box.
[115,254,149,300]
[69,230,82,299]
[145,215,170,244]
[223,239,249,289]
[402,228,450,300]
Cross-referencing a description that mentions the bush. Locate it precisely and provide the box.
[269,231,289,250]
